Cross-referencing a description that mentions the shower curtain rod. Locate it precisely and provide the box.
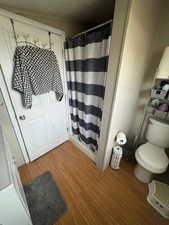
[73,19,113,38]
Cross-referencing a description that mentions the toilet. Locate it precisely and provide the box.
[135,118,169,183]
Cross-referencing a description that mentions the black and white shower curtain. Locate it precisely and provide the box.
[65,23,112,151]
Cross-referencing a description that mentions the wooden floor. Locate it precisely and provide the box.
[19,141,169,225]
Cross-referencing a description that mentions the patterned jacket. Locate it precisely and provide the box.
[12,45,63,108]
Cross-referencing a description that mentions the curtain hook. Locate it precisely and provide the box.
[10,18,18,46]
[23,34,30,41]
[33,38,39,45]
[48,32,52,50]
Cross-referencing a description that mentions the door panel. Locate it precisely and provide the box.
[23,115,49,159]
[0,16,68,161]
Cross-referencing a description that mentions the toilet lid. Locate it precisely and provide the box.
[135,143,169,173]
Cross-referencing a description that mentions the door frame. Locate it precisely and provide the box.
[0,8,68,165]
[96,0,131,170]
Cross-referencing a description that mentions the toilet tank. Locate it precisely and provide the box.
[145,118,169,148]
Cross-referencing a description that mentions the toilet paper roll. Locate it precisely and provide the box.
[115,132,127,146]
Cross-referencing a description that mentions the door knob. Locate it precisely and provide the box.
[19,115,26,120]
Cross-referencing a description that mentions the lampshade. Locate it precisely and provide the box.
[157,46,169,78]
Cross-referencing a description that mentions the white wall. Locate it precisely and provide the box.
[101,0,162,170]
[130,1,169,143]
[152,1,169,53]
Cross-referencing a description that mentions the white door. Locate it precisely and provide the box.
[0,16,68,161]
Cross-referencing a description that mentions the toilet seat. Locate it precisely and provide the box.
[135,143,169,174]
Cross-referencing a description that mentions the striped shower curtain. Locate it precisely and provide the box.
[64,24,112,151]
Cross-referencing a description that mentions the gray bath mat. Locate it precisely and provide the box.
[24,171,67,225]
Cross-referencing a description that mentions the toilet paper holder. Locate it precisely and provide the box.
[114,131,127,146]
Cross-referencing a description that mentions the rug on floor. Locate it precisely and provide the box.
[23,171,67,225]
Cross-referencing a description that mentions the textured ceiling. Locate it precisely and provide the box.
[0,0,115,26]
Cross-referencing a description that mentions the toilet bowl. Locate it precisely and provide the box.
[135,118,169,183]
[135,143,169,183]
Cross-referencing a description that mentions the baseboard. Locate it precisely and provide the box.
[70,135,96,162]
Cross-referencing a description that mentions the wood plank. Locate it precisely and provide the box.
[19,141,169,225]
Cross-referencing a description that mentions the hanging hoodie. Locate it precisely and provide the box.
[12,45,63,108]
